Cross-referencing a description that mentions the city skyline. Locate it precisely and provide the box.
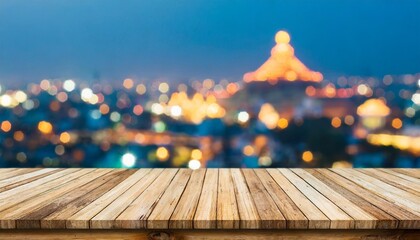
[1,0,420,84]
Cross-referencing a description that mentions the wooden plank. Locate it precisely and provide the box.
[66,169,151,229]
[112,169,179,229]
[0,169,61,193]
[89,169,164,229]
[278,169,354,229]
[230,169,260,229]
[169,169,206,229]
[359,169,420,196]
[292,169,377,229]
[307,169,398,229]
[324,169,420,229]
[388,169,420,179]
[266,169,329,229]
[148,169,192,229]
[216,169,240,229]
[332,169,420,216]
[0,169,40,181]
[0,169,19,180]
[0,168,418,231]
[4,169,109,229]
[0,169,81,217]
[242,169,286,229]
[380,169,420,184]
[41,170,135,229]
[0,229,418,240]
[254,169,308,229]
[17,169,125,228]
[193,169,218,229]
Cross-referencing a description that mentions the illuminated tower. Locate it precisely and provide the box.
[243,31,323,83]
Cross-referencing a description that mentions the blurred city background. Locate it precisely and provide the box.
[0,1,419,169]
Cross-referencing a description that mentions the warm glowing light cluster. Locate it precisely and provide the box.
[258,103,280,129]
[367,134,420,156]
[357,99,390,130]
[357,99,390,117]
[151,92,226,124]
[0,91,28,108]
[243,31,323,83]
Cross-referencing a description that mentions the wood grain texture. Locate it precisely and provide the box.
[169,169,206,229]
[193,169,218,229]
[0,229,419,240]
[0,168,418,230]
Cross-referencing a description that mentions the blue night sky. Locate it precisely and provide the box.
[0,0,419,83]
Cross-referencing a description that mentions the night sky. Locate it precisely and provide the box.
[0,0,419,83]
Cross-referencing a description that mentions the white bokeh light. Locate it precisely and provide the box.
[122,153,136,168]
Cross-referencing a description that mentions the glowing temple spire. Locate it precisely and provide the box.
[243,31,323,83]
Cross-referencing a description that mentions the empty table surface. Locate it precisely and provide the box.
[0,168,418,230]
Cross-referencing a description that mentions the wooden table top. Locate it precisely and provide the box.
[0,168,418,230]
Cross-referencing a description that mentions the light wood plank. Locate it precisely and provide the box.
[308,169,398,229]
[292,169,377,229]
[0,169,81,218]
[89,169,164,229]
[230,169,260,229]
[41,170,135,229]
[360,169,420,196]
[113,169,179,229]
[254,169,308,229]
[242,169,286,229]
[2,169,109,229]
[193,169,218,229]
[169,169,206,229]
[267,169,329,229]
[0,169,40,181]
[66,169,151,229]
[148,169,192,229]
[380,169,420,184]
[332,169,420,216]
[17,169,125,228]
[0,169,61,193]
[216,169,239,229]
[388,169,420,179]
[278,169,354,229]
[324,169,420,229]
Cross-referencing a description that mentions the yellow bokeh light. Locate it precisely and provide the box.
[277,118,289,129]
[156,147,169,161]
[191,149,202,160]
[59,132,71,144]
[302,151,314,162]
[275,31,291,44]
[38,121,53,134]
